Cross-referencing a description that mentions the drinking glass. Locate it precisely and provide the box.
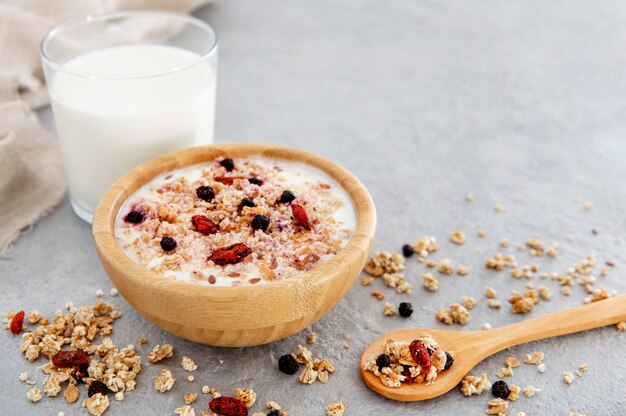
[40,11,218,223]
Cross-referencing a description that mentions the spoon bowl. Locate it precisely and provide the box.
[361,293,626,402]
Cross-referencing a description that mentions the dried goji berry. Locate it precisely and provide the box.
[208,243,252,266]
[192,215,219,236]
[291,204,311,230]
[88,380,108,397]
[10,310,25,335]
[209,396,248,416]
[52,350,91,368]
[213,176,245,185]
[409,340,432,374]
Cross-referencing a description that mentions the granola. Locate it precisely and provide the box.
[363,336,453,387]
[82,393,109,416]
[460,373,491,396]
[422,273,439,292]
[147,344,174,363]
[234,387,257,408]
[115,157,355,286]
[365,251,405,276]
[26,387,42,402]
[435,303,470,325]
[326,401,346,416]
[181,356,198,372]
[523,351,544,365]
[450,230,466,245]
[485,398,508,415]
[154,369,176,393]
[383,302,397,316]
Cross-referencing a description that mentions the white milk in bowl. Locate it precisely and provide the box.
[48,44,217,222]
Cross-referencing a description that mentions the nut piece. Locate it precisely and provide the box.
[450,231,466,245]
[82,393,110,416]
[326,401,346,416]
[147,344,174,363]
[154,369,176,393]
[371,290,385,300]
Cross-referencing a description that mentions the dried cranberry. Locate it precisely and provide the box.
[192,215,219,236]
[209,396,248,416]
[375,354,391,370]
[160,237,177,251]
[208,243,252,266]
[291,204,311,230]
[124,210,143,224]
[278,354,299,375]
[251,215,270,232]
[52,350,91,368]
[196,186,215,202]
[248,177,263,186]
[88,380,108,397]
[443,351,454,370]
[214,176,245,185]
[402,244,414,257]
[220,158,235,172]
[240,197,256,208]
[409,340,432,374]
[491,380,510,399]
[398,302,413,317]
[278,190,296,204]
[10,311,24,335]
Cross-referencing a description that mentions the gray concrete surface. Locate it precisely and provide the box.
[2,0,626,414]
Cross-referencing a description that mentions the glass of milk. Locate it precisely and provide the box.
[40,11,218,223]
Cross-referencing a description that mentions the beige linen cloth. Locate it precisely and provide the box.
[0,0,210,253]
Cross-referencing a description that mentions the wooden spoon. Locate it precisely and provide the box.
[360,293,626,402]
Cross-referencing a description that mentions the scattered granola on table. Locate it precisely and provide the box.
[181,356,198,371]
[422,272,439,292]
[563,371,575,385]
[383,302,397,316]
[154,369,176,393]
[147,344,174,363]
[326,401,347,416]
[485,397,509,415]
[523,351,544,365]
[365,251,405,276]
[363,336,454,387]
[435,303,470,325]
[460,373,491,396]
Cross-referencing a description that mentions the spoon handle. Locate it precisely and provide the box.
[477,293,626,357]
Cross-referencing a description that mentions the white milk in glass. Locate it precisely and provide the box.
[49,44,216,222]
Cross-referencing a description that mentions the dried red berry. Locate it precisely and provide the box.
[214,176,245,185]
[88,380,108,397]
[192,215,219,236]
[10,310,24,335]
[208,243,252,266]
[409,340,432,374]
[402,365,415,384]
[52,350,91,368]
[209,396,248,416]
[291,204,311,229]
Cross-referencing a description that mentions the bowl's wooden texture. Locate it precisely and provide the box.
[92,143,376,346]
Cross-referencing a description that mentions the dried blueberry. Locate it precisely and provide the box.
[278,190,296,204]
[402,244,414,257]
[88,380,108,397]
[443,351,454,370]
[251,214,270,232]
[220,158,235,172]
[398,302,413,317]
[278,354,299,375]
[196,185,215,202]
[240,197,256,208]
[160,237,177,252]
[124,210,143,224]
[376,354,391,370]
[267,411,281,416]
[491,380,510,399]
[248,177,263,186]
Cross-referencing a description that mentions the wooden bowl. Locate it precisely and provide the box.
[92,143,376,347]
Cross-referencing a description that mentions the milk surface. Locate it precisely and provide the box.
[49,44,216,221]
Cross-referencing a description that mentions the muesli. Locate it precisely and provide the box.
[115,157,355,286]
